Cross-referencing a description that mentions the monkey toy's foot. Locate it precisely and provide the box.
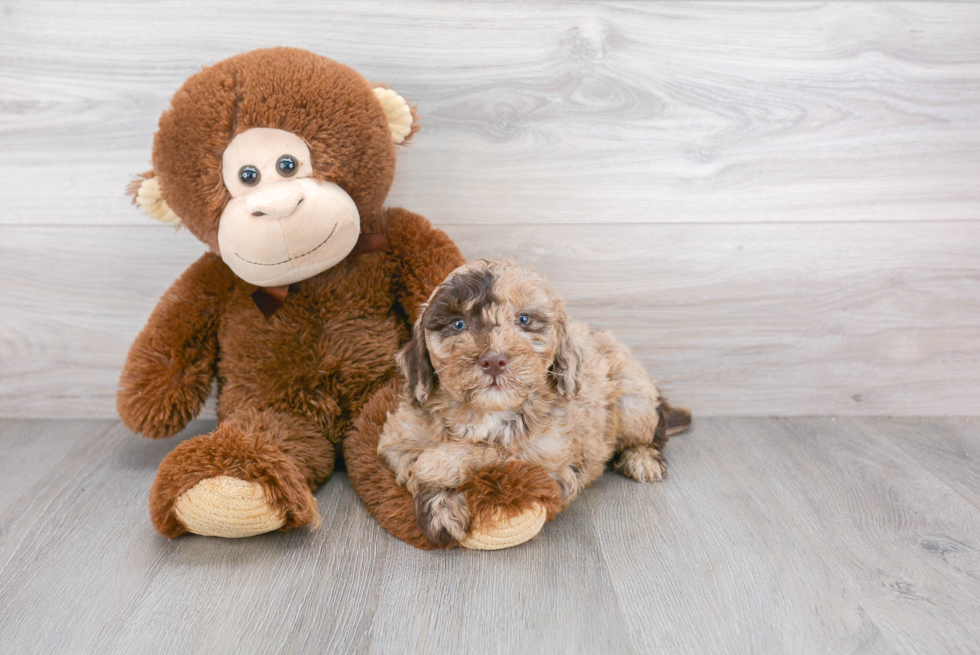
[461,504,549,550]
[173,476,287,538]
[149,414,330,538]
[458,461,563,551]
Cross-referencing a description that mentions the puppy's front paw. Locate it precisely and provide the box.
[414,487,470,546]
[615,445,667,483]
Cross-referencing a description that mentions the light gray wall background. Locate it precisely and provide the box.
[1,1,977,418]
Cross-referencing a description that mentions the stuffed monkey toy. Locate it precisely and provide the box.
[119,48,558,549]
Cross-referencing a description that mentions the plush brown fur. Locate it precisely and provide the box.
[120,48,471,540]
[122,48,678,546]
[343,380,440,550]
[151,48,400,250]
[460,461,563,526]
[150,409,330,537]
[122,203,464,536]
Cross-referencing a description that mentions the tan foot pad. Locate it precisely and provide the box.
[174,476,287,538]
[460,504,547,551]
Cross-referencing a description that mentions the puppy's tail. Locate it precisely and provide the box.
[662,402,692,437]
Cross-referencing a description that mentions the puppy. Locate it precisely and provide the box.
[378,259,690,545]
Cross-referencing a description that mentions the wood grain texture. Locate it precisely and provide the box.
[876,416,980,512]
[1,1,978,416]
[0,417,978,654]
[0,419,75,515]
[1,1,979,226]
[0,419,391,654]
[1,220,977,417]
[369,501,633,654]
[588,417,980,654]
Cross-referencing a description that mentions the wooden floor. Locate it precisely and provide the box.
[1,418,979,654]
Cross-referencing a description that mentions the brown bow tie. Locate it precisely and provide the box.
[250,233,387,318]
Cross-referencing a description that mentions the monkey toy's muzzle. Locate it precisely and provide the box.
[217,178,361,287]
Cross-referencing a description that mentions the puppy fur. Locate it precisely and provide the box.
[378,259,688,546]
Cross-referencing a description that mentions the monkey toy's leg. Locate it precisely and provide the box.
[149,408,335,538]
[344,380,562,550]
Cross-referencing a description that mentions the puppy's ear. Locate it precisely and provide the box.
[550,303,583,399]
[396,311,436,405]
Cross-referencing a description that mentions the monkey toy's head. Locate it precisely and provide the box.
[131,47,417,287]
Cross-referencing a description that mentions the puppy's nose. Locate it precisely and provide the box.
[480,352,508,378]
[246,182,305,218]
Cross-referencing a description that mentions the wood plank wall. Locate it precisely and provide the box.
[1,1,978,417]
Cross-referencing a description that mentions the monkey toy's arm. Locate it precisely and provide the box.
[384,207,465,322]
[117,252,233,439]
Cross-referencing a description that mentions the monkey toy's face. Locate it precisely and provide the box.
[217,128,360,287]
[133,48,418,291]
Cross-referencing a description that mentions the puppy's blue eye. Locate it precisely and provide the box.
[452,319,466,331]
[518,314,530,326]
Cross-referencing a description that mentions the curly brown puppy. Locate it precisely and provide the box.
[378,259,690,545]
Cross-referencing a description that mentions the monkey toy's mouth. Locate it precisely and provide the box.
[234,223,338,267]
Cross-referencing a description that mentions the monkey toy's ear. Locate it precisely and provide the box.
[373,88,419,145]
[126,172,182,226]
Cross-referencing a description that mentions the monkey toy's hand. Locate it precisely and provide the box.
[383,207,465,322]
[117,253,228,439]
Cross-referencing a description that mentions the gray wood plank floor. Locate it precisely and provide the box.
[0,417,978,654]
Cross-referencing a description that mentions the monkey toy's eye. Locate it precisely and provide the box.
[517,314,531,326]
[276,155,298,177]
[452,319,466,331]
[238,165,260,186]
